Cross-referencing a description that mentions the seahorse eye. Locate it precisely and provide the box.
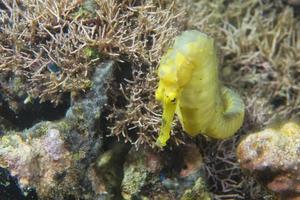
[165,91,177,104]
[170,98,176,103]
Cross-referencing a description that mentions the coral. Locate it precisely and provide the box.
[237,121,300,199]
[0,127,74,198]
[155,30,244,147]
[0,61,114,199]
[89,142,130,199]
[121,144,210,199]
[180,178,211,200]
[1,0,300,199]
[0,167,37,199]
[121,148,153,200]
[0,0,179,104]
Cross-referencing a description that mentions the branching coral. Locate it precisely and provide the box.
[0,0,91,104]
[0,0,180,104]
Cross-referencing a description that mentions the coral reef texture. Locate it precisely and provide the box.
[237,122,300,200]
[0,0,178,104]
[0,127,73,196]
[1,0,300,199]
[0,61,114,199]
[121,144,211,200]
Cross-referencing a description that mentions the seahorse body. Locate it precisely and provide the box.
[155,30,245,147]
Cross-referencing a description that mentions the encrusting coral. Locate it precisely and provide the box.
[237,121,300,200]
[0,61,115,199]
[121,144,211,199]
[0,127,74,197]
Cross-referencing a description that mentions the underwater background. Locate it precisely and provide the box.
[1,0,300,199]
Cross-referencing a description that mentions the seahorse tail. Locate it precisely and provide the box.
[222,87,245,118]
[208,87,245,138]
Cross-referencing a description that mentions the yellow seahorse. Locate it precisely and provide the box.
[155,30,245,147]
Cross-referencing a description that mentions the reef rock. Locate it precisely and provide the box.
[0,127,73,198]
[0,61,114,199]
[237,122,300,200]
[121,147,162,200]
[121,144,211,200]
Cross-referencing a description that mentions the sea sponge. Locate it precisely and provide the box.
[156,30,245,147]
[237,121,300,199]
